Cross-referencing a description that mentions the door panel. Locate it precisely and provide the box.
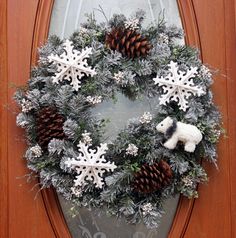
[182,1,234,237]
[1,0,236,237]
[5,1,58,238]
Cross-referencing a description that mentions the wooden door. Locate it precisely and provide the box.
[1,0,236,237]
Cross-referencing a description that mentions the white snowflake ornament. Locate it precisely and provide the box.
[153,61,205,111]
[48,40,97,91]
[64,142,117,188]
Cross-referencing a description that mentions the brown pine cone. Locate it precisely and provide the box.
[36,107,65,149]
[105,28,152,58]
[132,160,173,194]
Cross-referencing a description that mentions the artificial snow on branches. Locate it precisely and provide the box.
[153,61,205,111]
[14,11,222,229]
[48,40,97,91]
[64,142,117,188]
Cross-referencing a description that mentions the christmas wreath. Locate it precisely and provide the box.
[15,11,222,228]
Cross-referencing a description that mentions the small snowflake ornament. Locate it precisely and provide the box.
[139,112,153,124]
[64,142,117,188]
[126,143,138,156]
[48,40,97,91]
[153,61,205,111]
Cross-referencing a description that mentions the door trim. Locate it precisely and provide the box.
[0,1,9,237]
[168,1,201,237]
[30,1,72,237]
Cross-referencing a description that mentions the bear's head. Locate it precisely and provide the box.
[156,116,173,133]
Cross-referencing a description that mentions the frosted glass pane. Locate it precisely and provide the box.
[49,1,183,237]
[49,0,182,38]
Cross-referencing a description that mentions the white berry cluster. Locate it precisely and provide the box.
[78,27,89,36]
[30,144,42,158]
[81,131,92,145]
[21,98,33,113]
[126,143,138,156]
[158,33,169,44]
[142,203,153,216]
[86,95,102,105]
[139,112,153,124]
[182,176,194,187]
[124,18,140,30]
[113,71,124,84]
[71,186,83,197]
[200,65,212,78]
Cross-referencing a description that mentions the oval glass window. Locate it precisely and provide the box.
[49,1,183,237]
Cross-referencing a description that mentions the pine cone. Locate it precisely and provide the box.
[132,160,173,194]
[36,107,65,149]
[105,28,152,58]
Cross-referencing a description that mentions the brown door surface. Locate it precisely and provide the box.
[1,0,236,237]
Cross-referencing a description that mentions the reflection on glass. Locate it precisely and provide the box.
[59,195,179,238]
[49,0,182,38]
[49,1,183,237]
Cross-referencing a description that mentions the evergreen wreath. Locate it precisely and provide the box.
[15,11,222,228]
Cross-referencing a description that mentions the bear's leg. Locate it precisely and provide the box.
[164,136,178,150]
[184,142,196,152]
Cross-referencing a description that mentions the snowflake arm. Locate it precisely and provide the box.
[48,40,97,91]
[153,61,205,111]
[64,142,117,188]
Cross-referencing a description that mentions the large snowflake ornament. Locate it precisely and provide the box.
[64,142,117,188]
[48,40,96,91]
[153,61,205,111]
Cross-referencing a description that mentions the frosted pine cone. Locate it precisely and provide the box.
[105,28,152,59]
[36,107,65,149]
[132,160,173,194]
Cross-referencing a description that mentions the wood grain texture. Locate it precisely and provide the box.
[1,0,236,237]
[29,1,72,237]
[0,1,9,238]
[227,2,236,237]
[7,0,56,237]
[182,0,236,237]
[31,0,55,65]
[42,189,72,238]
[177,0,202,52]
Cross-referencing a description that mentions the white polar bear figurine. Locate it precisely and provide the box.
[156,117,203,153]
